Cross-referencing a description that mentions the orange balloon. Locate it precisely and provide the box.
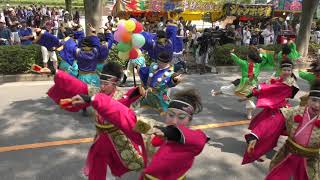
[121,32,132,43]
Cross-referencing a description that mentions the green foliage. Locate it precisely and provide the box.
[212,44,282,66]
[0,44,42,74]
[0,0,83,6]
[309,42,320,57]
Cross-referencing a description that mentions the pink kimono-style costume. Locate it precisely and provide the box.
[141,126,208,180]
[242,77,299,164]
[266,106,320,180]
[47,70,147,180]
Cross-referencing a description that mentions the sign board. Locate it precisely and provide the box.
[225,3,273,17]
[273,0,302,11]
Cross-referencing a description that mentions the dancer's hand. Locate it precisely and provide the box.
[71,95,85,105]
[238,97,248,102]
[39,67,52,75]
[211,89,216,96]
[139,86,146,97]
[172,73,183,83]
[151,127,165,137]
[247,139,257,153]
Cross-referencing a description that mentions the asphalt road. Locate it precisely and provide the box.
[0,72,309,180]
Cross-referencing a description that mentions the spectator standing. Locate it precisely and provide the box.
[18,19,33,45]
[235,27,242,46]
[273,18,281,44]
[315,26,320,44]
[225,25,236,44]
[26,7,33,27]
[261,24,274,45]
[0,19,12,45]
[242,26,251,46]
[73,11,80,25]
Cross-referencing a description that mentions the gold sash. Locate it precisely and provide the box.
[286,137,320,157]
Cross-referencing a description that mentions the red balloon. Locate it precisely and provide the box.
[129,49,139,59]
[133,22,143,33]
[121,31,132,43]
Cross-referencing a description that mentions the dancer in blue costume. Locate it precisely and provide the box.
[96,30,114,74]
[166,21,185,73]
[139,51,182,113]
[58,30,79,77]
[35,26,101,87]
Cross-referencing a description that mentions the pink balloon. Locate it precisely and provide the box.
[117,23,126,32]
[114,30,122,42]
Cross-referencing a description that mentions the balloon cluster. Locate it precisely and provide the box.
[115,19,145,60]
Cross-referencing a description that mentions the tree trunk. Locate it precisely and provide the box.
[84,0,103,36]
[296,0,320,57]
[65,0,72,14]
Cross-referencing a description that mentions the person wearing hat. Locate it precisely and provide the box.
[273,41,300,77]
[140,89,209,180]
[250,79,320,180]
[41,62,147,180]
[141,29,174,62]
[298,59,320,106]
[95,28,114,74]
[0,19,11,45]
[18,19,33,45]
[72,23,85,44]
[138,51,182,113]
[34,25,101,87]
[212,49,263,120]
[242,59,299,165]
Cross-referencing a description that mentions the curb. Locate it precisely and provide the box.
[0,74,53,84]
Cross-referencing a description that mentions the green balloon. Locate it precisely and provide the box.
[132,34,146,48]
[117,42,132,52]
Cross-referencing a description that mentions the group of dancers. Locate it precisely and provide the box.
[30,19,320,180]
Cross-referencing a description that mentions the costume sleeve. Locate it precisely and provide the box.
[230,53,246,67]
[288,42,301,60]
[298,70,316,83]
[36,30,60,51]
[177,125,208,155]
[117,87,141,107]
[47,70,89,112]
[254,82,293,109]
[260,50,275,71]
[141,31,155,52]
[139,66,150,87]
[58,37,77,66]
[91,93,142,143]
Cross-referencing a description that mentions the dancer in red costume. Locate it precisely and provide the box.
[242,59,299,165]
[41,62,147,180]
[140,89,209,180]
[264,80,320,180]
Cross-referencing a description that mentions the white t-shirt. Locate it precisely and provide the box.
[243,30,251,44]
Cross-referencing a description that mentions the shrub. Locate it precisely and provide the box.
[212,44,284,66]
[0,44,42,74]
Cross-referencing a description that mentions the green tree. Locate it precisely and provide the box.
[296,0,320,57]
[65,0,72,14]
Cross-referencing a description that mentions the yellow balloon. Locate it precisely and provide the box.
[125,20,136,32]
[118,51,129,60]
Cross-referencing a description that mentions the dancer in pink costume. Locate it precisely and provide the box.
[43,62,147,180]
[242,59,299,164]
[246,80,320,180]
[140,89,209,180]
